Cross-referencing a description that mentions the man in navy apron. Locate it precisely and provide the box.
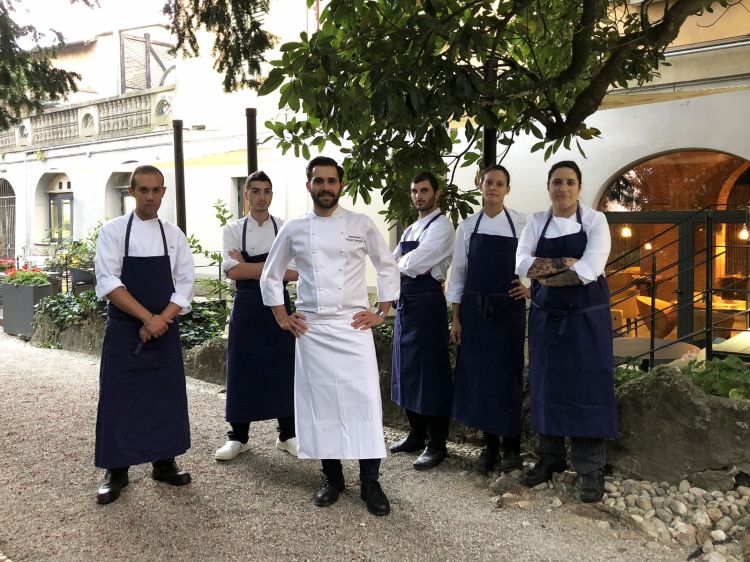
[447,165,529,474]
[215,171,298,461]
[515,161,616,503]
[93,165,195,505]
[390,171,455,470]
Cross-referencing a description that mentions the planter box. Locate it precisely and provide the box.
[2,283,53,337]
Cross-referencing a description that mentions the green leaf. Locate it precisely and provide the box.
[258,68,286,96]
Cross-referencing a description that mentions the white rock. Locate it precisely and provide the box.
[675,522,696,534]
[703,539,714,553]
[669,499,688,516]
[679,480,691,493]
[691,487,709,497]
[693,510,713,528]
[502,492,518,498]
[710,529,727,541]
[701,551,727,562]
[604,481,617,493]
[550,497,563,508]
[675,532,697,546]
[644,509,655,520]
[737,486,750,498]
[521,521,531,527]
[707,508,724,523]
[636,496,653,511]
[516,500,533,509]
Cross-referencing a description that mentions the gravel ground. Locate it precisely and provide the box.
[0,331,692,562]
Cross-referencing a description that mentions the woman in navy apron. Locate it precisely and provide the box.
[516,161,616,503]
[447,165,528,474]
[216,198,296,461]
[95,166,193,504]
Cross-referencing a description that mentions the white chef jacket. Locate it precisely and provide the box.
[515,202,611,285]
[95,212,195,313]
[260,206,400,316]
[393,208,455,281]
[446,207,528,304]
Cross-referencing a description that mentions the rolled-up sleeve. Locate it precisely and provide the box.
[94,224,125,300]
[570,211,611,285]
[515,219,539,278]
[365,218,400,302]
[398,218,454,278]
[221,222,241,273]
[170,232,195,314]
[446,223,468,304]
[261,224,293,307]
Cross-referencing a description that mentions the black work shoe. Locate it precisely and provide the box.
[360,481,391,516]
[499,452,523,473]
[389,434,427,454]
[152,460,192,486]
[96,469,129,505]
[579,471,605,503]
[314,479,345,507]
[522,458,567,487]
[472,447,499,474]
[413,446,448,470]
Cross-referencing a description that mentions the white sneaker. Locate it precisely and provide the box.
[214,440,251,461]
[275,437,298,457]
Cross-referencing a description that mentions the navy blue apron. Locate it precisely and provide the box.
[452,210,525,436]
[391,213,453,416]
[95,213,190,468]
[225,216,295,422]
[528,207,617,438]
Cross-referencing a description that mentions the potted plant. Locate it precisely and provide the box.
[2,266,53,337]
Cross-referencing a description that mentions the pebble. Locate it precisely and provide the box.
[679,480,691,493]
[550,497,563,508]
[711,529,727,541]
[715,517,734,532]
[596,520,610,530]
[675,531,697,546]
[656,508,673,523]
[708,508,724,523]
[703,539,714,553]
[517,501,533,509]
[701,552,727,562]
[635,496,652,511]
[603,481,617,493]
[737,486,750,498]
[670,499,688,515]
[693,509,713,528]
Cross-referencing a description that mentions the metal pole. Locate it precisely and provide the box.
[705,211,713,359]
[246,108,258,176]
[649,252,656,369]
[172,119,187,234]
[482,59,497,169]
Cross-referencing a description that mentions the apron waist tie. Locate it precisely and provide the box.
[467,291,511,322]
[531,301,610,335]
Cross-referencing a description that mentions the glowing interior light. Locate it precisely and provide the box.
[644,242,653,250]
[739,225,749,241]
[621,226,632,238]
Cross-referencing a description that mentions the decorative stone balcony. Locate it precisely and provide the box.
[0,85,174,154]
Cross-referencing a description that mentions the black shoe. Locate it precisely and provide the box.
[413,446,448,470]
[314,479,345,507]
[522,458,567,487]
[499,452,523,473]
[579,471,605,503]
[152,460,192,486]
[472,447,499,474]
[360,481,390,516]
[96,469,129,505]
[389,434,427,454]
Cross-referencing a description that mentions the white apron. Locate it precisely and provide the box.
[294,314,387,460]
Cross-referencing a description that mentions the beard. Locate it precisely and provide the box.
[310,189,341,209]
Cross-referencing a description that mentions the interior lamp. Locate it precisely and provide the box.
[740,225,749,241]
[621,225,632,238]
[644,242,653,250]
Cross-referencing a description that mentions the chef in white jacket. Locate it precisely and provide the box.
[260,156,400,517]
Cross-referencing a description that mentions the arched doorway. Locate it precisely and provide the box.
[598,150,750,343]
[35,172,74,243]
[0,178,15,259]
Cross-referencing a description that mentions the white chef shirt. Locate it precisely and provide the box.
[261,206,400,317]
[515,202,611,285]
[222,214,286,271]
[393,208,455,281]
[95,212,195,313]
[446,207,528,304]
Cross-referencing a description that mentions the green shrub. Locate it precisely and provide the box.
[682,356,750,400]
[34,290,106,330]
[613,361,646,388]
[5,268,49,286]
[179,300,228,349]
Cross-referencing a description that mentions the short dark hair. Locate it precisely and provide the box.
[306,156,344,183]
[245,170,272,190]
[411,171,439,192]
[547,160,582,184]
[480,164,510,186]
[130,164,164,189]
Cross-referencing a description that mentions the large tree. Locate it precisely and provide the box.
[258,0,731,225]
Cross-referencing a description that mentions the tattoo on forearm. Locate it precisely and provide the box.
[527,257,572,279]
[540,269,582,287]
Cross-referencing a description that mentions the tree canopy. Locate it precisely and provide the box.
[258,0,730,225]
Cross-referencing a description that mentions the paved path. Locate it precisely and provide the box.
[0,332,690,561]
